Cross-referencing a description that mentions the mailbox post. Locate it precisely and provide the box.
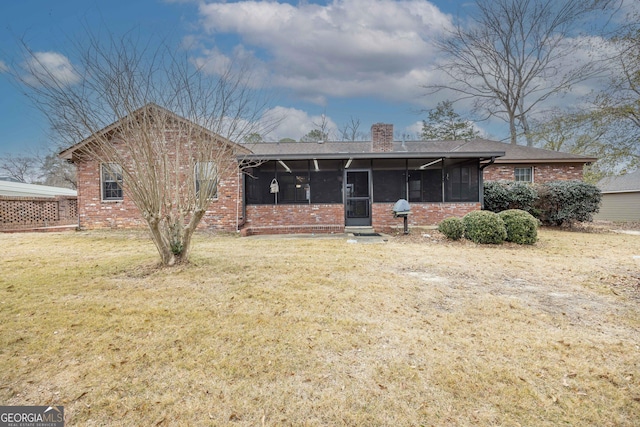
[392,199,411,235]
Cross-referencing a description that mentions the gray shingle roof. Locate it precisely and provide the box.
[245,138,597,163]
[246,139,503,160]
[597,170,640,193]
[0,181,77,198]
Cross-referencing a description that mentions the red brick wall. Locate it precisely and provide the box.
[372,202,480,232]
[197,158,244,231]
[243,201,481,235]
[243,204,344,235]
[77,159,144,229]
[76,157,242,231]
[483,163,585,182]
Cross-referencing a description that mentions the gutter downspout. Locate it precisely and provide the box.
[237,169,247,232]
[478,156,496,209]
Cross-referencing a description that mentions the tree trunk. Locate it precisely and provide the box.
[144,209,207,267]
[147,217,177,266]
[509,114,518,145]
[521,115,534,147]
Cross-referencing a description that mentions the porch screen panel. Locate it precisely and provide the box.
[445,162,479,202]
[372,170,406,202]
[422,169,442,202]
[309,160,342,203]
[310,173,342,203]
[276,161,309,204]
[245,167,276,204]
[408,173,421,202]
[408,170,443,203]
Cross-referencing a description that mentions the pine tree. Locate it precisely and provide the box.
[421,101,478,141]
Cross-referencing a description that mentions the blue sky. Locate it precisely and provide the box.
[0,0,627,156]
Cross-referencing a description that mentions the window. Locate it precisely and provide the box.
[195,162,218,199]
[101,163,123,201]
[515,167,533,182]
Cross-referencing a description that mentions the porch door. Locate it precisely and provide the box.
[345,170,371,227]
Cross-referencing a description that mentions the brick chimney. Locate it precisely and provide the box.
[371,123,393,152]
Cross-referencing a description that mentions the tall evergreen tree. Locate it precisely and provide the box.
[421,100,478,141]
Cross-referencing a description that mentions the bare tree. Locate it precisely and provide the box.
[0,154,40,183]
[529,109,615,181]
[39,153,77,189]
[597,25,640,134]
[311,111,332,141]
[1,145,76,187]
[339,116,362,141]
[12,31,275,266]
[426,0,614,145]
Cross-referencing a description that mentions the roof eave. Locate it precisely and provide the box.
[239,151,505,162]
[600,189,640,194]
[492,157,597,164]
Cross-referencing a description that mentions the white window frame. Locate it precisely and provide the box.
[514,166,534,183]
[101,163,123,201]
[195,161,218,200]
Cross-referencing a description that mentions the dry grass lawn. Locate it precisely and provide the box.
[0,228,639,426]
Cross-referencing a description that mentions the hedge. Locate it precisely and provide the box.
[498,209,538,244]
[438,217,464,240]
[462,211,507,244]
[533,181,601,226]
[483,181,537,213]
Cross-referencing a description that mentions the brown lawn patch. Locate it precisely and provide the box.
[0,229,639,426]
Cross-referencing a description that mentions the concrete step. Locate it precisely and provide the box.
[344,226,376,235]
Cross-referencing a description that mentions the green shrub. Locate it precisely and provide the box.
[462,211,507,244]
[534,181,602,226]
[483,181,538,213]
[438,217,464,240]
[498,209,538,245]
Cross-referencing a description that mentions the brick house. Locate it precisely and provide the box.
[59,107,596,235]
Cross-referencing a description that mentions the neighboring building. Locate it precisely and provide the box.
[59,105,596,235]
[595,170,640,222]
[0,181,77,231]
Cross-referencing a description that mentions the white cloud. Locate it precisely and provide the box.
[192,46,233,76]
[0,60,7,73]
[191,43,271,91]
[22,51,80,87]
[195,0,453,104]
[405,120,423,139]
[261,106,338,141]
